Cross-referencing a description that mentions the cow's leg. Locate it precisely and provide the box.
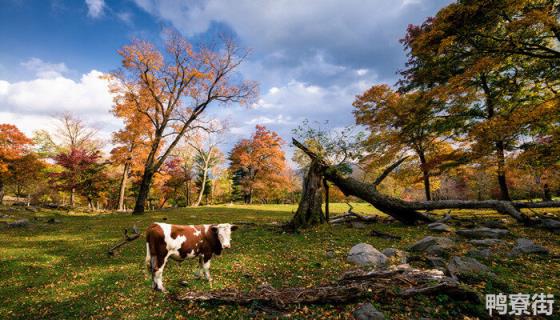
[152,251,169,292]
[202,257,212,288]
[194,256,204,279]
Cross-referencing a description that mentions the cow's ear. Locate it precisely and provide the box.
[231,225,239,231]
[210,225,219,233]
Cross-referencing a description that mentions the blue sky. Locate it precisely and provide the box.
[0,0,452,158]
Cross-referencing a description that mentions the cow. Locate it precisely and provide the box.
[145,222,238,292]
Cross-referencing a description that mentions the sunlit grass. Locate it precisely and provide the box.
[1,203,559,319]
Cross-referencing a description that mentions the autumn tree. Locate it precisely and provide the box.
[0,124,34,203]
[110,31,256,214]
[53,148,105,207]
[353,86,459,201]
[5,153,45,202]
[110,94,153,211]
[401,5,559,201]
[229,125,288,204]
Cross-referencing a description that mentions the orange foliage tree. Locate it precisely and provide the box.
[353,85,459,201]
[229,125,289,204]
[109,31,257,214]
[0,124,33,203]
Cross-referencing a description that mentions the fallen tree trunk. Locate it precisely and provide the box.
[174,266,480,309]
[293,138,560,227]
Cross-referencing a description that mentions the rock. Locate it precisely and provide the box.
[427,256,447,270]
[428,222,454,232]
[510,238,549,256]
[326,250,335,258]
[447,256,493,281]
[347,243,388,268]
[540,219,560,231]
[7,219,29,228]
[409,236,454,256]
[467,248,492,259]
[25,206,38,212]
[353,303,385,320]
[456,227,509,239]
[351,222,367,229]
[470,239,504,246]
[47,218,62,224]
[382,248,407,264]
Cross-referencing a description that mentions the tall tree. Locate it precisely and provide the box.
[110,94,153,211]
[110,31,256,214]
[229,125,288,204]
[0,124,33,203]
[353,86,457,201]
[401,4,559,200]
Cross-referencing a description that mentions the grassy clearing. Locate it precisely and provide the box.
[1,203,559,319]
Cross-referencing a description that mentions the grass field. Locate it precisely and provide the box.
[1,203,559,319]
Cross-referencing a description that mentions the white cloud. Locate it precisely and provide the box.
[0,68,118,142]
[21,58,70,79]
[85,0,105,18]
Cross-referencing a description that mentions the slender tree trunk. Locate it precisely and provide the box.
[70,188,75,207]
[194,157,211,207]
[186,179,190,206]
[418,151,431,201]
[117,162,130,212]
[323,178,330,222]
[134,168,155,214]
[291,159,325,228]
[495,140,511,201]
[0,179,4,204]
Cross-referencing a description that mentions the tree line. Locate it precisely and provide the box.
[0,115,301,210]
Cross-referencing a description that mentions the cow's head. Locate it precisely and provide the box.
[211,223,238,249]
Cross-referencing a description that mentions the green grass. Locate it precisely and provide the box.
[1,203,559,319]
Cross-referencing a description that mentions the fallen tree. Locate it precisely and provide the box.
[174,266,480,309]
[292,138,560,228]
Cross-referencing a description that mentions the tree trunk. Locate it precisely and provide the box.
[323,178,330,222]
[118,162,130,212]
[418,151,431,201]
[543,184,552,202]
[185,179,190,206]
[194,157,211,207]
[0,179,4,204]
[70,188,75,207]
[323,167,433,225]
[496,140,511,201]
[291,159,325,228]
[134,168,155,214]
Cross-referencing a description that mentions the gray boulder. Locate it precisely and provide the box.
[447,256,493,280]
[456,227,509,239]
[428,222,454,232]
[409,236,454,256]
[353,303,385,320]
[470,239,504,246]
[348,243,388,268]
[467,248,493,259]
[510,238,549,256]
[540,219,560,231]
[427,256,448,270]
[7,219,29,228]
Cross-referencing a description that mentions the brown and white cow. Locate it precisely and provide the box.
[145,222,238,292]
